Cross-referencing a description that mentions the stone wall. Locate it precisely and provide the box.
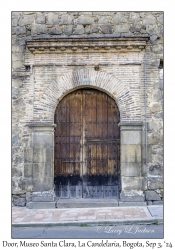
[12,11,163,206]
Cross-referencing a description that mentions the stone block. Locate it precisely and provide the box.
[36,12,46,24]
[142,14,156,25]
[122,177,143,191]
[154,80,163,90]
[31,24,47,36]
[149,102,162,113]
[47,13,59,25]
[13,198,26,207]
[33,148,52,163]
[98,16,111,24]
[148,178,163,189]
[145,191,161,201]
[12,88,19,99]
[12,168,22,177]
[19,15,35,26]
[112,13,127,24]
[16,26,26,35]
[28,202,56,209]
[152,89,162,102]
[121,131,141,145]
[60,14,73,24]
[121,163,141,177]
[12,135,18,146]
[24,163,33,177]
[90,25,99,33]
[119,202,147,207]
[120,191,145,202]
[48,26,62,35]
[101,25,113,34]
[33,133,53,148]
[148,164,163,176]
[152,44,163,54]
[24,148,33,163]
[73,25,85,35]
[157,14,163,24]
[121,145,141,163]
[32,191,55,202]
[12,18,18,27]
[33,163,52,178]
[113,24,130,33]
[152,201,163,205]
[78,16,94,25]
[63,25,73,36]
[33,177,53,192]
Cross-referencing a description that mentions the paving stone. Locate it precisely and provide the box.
[28,202,56,209]
[148,206,163,217]
[119,202,147,207]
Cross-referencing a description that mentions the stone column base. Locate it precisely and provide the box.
[27,191,56,209]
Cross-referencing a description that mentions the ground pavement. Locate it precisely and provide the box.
[12,205,163,227]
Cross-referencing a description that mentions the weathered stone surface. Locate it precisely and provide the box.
[152,44,163,54]
[33,133,53,148]
[152,201,163,205]
[98,16,111,24]
[120,191,145,201]
[33,148,52,163]
[12,135,18,146]
[24,148,33,163]
[154,112,163,119]
[60,14,73,24]
[149,102,162,113]
[47,13,59,25]
[73,25,85,35]
[14,198,26,207]
[28,201,56,209]
[33,177,53,192]
[150,35,159,44]
[119,202,147,207]
[36,13,46,24]
[122,177,143,191]
[129,13,140,21]
[121,145,141,163]
[145,191,161,201]
[12,88,19,99]
[152,89,162,102]
[78,16,94,25]
[19,15,35,26]
[154,80,163,90]
[148,133,163,144]
[113,24,130,33]
[130,22,142,32]
[101,25,112,34]
[24,163,33,177]
[148,178,163,189]
[12,168,22,177]
[159,69,163,79]
[121,163,141,177]
[63,25,73,35]
[33,163,51,177]
[112,13,127,24]
[12,18,18,27]
[142,14,156,25]
[121,131,141,145]
[32,191,55,202]
[16,26,26,35]
[90,25,99,33]
[31,24,47,36]
[48,26,62,35]
[157,14,163,24]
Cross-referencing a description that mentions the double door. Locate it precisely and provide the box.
[54,89,120,198]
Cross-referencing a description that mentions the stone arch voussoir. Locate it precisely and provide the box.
[36,68,141,122]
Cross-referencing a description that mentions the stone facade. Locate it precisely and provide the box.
[12,11,163,207]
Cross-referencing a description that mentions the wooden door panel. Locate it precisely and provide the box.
[54,89,120,198]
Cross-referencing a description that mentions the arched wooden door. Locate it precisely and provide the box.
[54,88,120,198]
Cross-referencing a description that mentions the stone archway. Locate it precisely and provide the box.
[28,69,144,208]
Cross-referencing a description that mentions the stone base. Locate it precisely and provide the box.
[120,191,145,202]
[119,201,147,207]
[32,191,55,202]
[27,201,56,209]
[56,199,119,208]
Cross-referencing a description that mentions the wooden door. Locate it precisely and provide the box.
[54,89,120,198]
